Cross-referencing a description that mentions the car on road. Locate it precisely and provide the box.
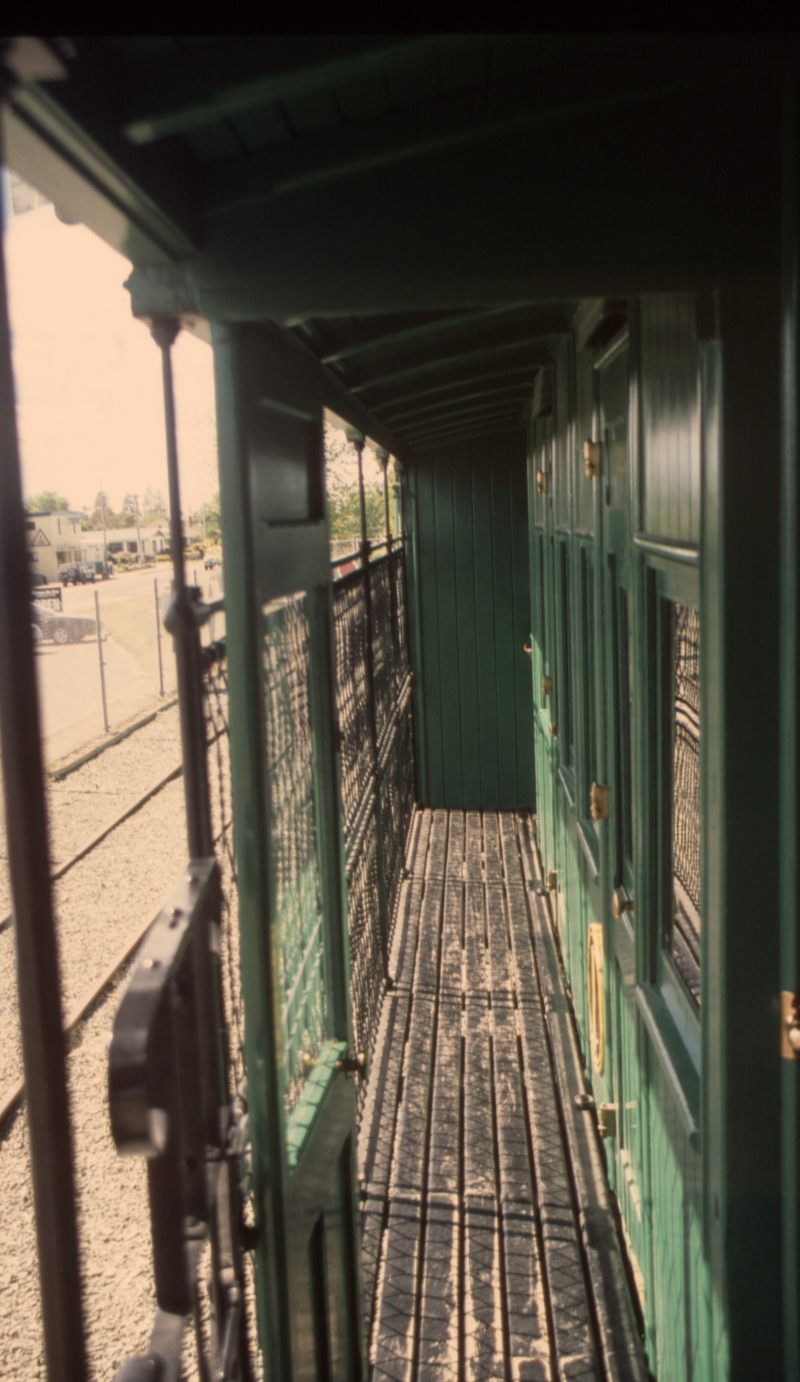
[31,602,98,645]
[59,561,96,585]
[204,554,220,570]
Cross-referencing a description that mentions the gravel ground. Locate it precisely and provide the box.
[0,701,259,1380]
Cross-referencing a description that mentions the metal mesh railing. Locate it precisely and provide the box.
[334,545,415,1114]
[199,543,415,1134]
[333,574,374,835]
[263,596,327,1118]
[671,602,701,1004]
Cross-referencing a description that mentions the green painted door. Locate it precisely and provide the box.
[596,329,653,1318]
[213,324,364,1381]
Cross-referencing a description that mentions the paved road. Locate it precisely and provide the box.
[34,564,224,766]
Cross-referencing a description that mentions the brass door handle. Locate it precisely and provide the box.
[523,641,532,657]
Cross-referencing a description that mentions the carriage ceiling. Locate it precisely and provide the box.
[2,34,791,456]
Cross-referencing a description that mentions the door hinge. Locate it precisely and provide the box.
[782,991,800,1059]
[590,782,609,820]
[541,674,552,698]
[536,469,549,494]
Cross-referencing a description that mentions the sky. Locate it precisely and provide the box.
[3,173,385,517]
[4,186,218,517]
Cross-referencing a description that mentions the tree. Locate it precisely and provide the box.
[324,423,387,541]
[143,487,168,520]
[25,490,70,513]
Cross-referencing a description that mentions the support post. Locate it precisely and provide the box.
[347,427,391,983]
[377,447,400,672]
[0,58,88,1382]
[150,316,212,861]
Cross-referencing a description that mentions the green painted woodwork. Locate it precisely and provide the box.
[213,323,363,1380]
[529,264,786,1378]
[406,431,534,810]
[6,36,799,1381]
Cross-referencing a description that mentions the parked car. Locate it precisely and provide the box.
[204,554,220,570]
[31,603,97,645]
[59,561,96,585]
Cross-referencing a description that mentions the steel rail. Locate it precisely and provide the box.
[0,807,234,1131]
[0,722,229,935]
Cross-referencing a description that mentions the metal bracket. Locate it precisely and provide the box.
[536,469,549,494]
[590,782,610,820]
[598,1102,618,1138]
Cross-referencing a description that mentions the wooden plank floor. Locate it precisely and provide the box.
[359,811,602,1382]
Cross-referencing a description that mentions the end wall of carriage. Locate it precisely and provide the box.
[403,432,534,811]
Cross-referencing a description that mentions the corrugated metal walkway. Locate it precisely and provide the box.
[358,810,647,1382]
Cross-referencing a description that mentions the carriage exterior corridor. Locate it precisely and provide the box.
[360,810,643,1382]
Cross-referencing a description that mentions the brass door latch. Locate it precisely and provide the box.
[612,888,633,919]
[536,469,549,494]
[598,1102,617,1138]
[782,992,800,1059]
[583,440,602,478]
[549,721,559,738]
[541,674,552,698]
[590,782,609,820]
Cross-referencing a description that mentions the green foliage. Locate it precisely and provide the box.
[325,422,389,541]
[25,490,70,513]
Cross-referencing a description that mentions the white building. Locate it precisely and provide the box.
[25,510,84,584]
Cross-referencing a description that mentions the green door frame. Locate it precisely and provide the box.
[213,322,364,1381]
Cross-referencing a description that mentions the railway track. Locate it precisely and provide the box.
[0,700,241,1380]
[0,703,231,1131]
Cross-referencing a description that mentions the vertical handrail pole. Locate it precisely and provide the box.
[94,587,109,731]
[150,316,212,860]
[0,59,88,1382]
[154,576,165,696]
[347,427,391,982]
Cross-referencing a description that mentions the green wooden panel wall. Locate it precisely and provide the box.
[406,431,534,810]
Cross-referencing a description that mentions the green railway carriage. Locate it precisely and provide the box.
[1,32,800,1382]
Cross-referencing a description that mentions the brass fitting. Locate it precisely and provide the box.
[583,440,602,478]
[590,782,609,820]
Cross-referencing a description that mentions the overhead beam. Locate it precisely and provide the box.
[372,364,543,414]
[321,304,568,366]
[124,35,491,145]
[201,34,759,216]
[386,380,533,426]
[348,338,553,396]
[410,414,526,451]
[402,400,526,442]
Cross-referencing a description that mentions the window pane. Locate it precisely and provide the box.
[669,601,701,1004]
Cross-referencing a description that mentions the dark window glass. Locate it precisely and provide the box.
[666,601,701,1004]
